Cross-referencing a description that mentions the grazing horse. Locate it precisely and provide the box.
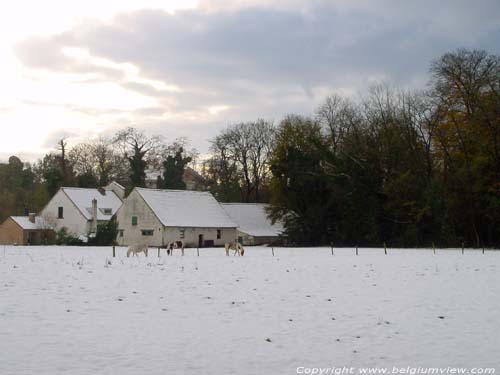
[167,240,185,256]
[127,244,148,257]
[225,242,244,256]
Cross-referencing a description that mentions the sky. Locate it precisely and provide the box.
[1,0,499,161]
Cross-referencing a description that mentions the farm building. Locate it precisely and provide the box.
[115,188,237,248]
[222,203,284,245]
[40,186,123,238]
[0,214,54,245]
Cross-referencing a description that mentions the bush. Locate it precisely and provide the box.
[88,216,118,246]
[55,227,84,246]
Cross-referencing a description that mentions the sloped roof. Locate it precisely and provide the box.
[62,188,122,221]
[136,188,237,228]
[11,216,50,230]
[222,203,284,237]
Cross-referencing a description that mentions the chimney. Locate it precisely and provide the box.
[91,198,98,233]
[28,213,36,224]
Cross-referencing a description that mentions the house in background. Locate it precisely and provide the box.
[105,181,126,200]
[222,203,284,245]
[40,186,123,237]
[145,167,207,191]
[115,188,237,248]
[0,213,54,245]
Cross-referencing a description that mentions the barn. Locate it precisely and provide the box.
[115,188,238,248]
[221,203,284,245]
[0,214,54,245]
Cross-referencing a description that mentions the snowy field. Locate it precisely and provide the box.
[1,246,499,375]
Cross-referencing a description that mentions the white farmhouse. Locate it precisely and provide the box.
[40,187,123,237]
[222,203,284,245]
[115,188,237,248]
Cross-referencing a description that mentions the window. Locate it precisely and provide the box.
[58,207,64,219]
[179,228,185,239]
[141,229,154,236]
[217,229,221,239]
[119,230,124,238]
[131,216,138,226]
[100,208,113,215]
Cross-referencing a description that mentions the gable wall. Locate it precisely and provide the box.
[115,189,164,247]
[40,190,89,236]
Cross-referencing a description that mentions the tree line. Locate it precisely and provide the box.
[0,48,498,247]
[204,49,499,247]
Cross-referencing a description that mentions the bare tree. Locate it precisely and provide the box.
[248,120,276,202]
[316,94,359,153]
[209,120,275,202]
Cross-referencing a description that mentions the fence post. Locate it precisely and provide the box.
[158,247,160,258]
[482,246,485,255]
[272,247,275,256]
[462,242,464,255]
[384,242,387,255]
[112,245,115,258]
[432,242,436,255]
[356,245,358,256]
[330,244,334,256]
[197,247,200,256]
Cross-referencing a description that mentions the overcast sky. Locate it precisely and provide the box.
[1,0,499,161]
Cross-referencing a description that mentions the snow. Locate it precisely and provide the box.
[222,203,284,237]
[137,188,237,228]
[62,187,123,221]
[0,246,499,375]
[10,216,49,230]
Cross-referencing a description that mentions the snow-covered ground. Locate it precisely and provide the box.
[1,246,499,374]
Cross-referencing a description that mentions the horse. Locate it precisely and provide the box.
[225,242,244,256]
[127,244,148,257]
[167,240,185,256]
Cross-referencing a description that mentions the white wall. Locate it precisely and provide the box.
[163,227,236,248]
[41,190,89,236]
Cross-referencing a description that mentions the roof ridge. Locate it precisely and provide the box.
[137,187,209,194]
[222,203,269,205]
[62,187,99,191]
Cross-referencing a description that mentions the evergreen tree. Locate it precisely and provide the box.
[162,147,192,189]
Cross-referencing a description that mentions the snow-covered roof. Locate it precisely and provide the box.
[222,203,284,237]
[62,187,122,221]
[105,181,125,190]
[11,216,50,230]
[136,188,237,228]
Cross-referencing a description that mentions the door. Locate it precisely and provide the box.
[198,234,204,248]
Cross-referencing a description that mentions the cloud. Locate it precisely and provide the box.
[12,0,500,154]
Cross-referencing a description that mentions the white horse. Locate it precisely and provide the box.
[127,244,148,257]
[225,242,244,256]
[167,240,185,256]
